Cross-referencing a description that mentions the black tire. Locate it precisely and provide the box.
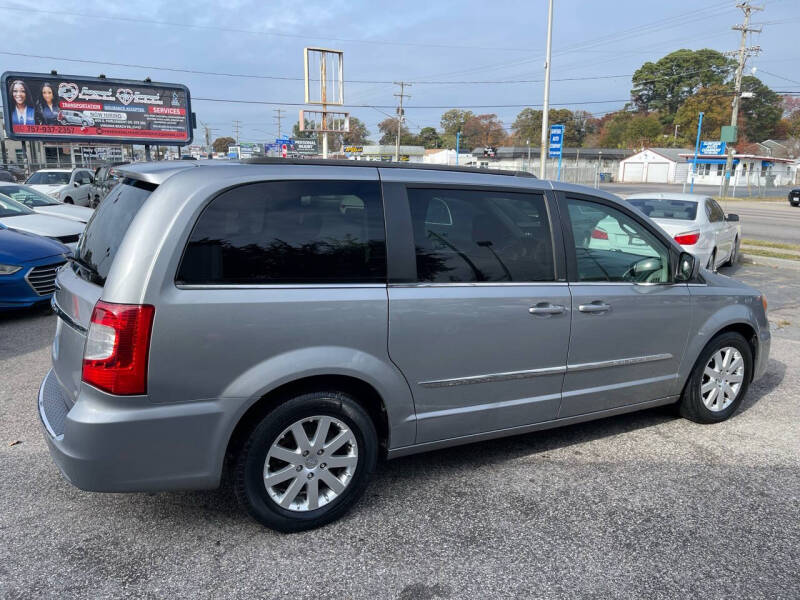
[679,332,753,424]
[64,197,73,204]
[234,390,377,532]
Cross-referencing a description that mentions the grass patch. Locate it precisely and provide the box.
[742,248,800,262]
[742,238,800,252]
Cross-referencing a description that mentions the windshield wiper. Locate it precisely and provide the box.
[66,255,102,281]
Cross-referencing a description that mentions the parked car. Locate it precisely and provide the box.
[626,194,740,271]
[58,110,95,127]
[40,160,770,532]
[90,162,128,208]
[0,223,69,309]
[26,168,94,206]
[789,189,799,207]
[0,169,14,182]
[0,183,93,223]
[0,195,85,251]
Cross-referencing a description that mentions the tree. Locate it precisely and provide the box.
[377,117,414,145]
[510,108,588,147]
[340,116,370,146]
[462,113,507,149]
[417,126,443,149]
[212,136,235,153]
[739,76,782,142]
[439,109,474,148]
[631,49,734,119]
[673,85,732,142]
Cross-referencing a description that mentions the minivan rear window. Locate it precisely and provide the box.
[177,180,386,285]
[74,178,156,285]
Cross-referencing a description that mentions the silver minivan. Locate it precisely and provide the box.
[40,160,771,532]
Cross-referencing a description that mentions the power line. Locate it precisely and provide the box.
[193,96,633,109]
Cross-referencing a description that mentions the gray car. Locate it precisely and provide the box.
[40,160,771,532]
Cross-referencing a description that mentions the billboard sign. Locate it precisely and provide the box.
[548,124,564,158]
[2,71,192,145]
[699,141,726,155]
[293,138,318,155]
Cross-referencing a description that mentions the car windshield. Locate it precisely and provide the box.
[627,198,698,221]
[26,171,70,185]
[0,185,59,207]
[0,195,35,217]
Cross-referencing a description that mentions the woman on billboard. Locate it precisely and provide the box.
[36,81,59,125]
[8,79,35,126]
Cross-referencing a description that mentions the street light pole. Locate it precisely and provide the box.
[539,0,554,179]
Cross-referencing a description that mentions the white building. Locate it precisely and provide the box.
[678,152,795,187]
[617,148,691,184]
[346,145,425,163]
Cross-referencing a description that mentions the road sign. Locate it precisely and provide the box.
[699,141,726,155]
[548,124,564,159]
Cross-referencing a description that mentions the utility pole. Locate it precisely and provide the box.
[232,120,241,145]
[200,121,218,159]
[393,81,411,162]
[273,108,286,139]
[539,0,554,179]
[721,1,762,198]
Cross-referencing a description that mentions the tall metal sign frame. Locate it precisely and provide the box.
[302,47,348,158]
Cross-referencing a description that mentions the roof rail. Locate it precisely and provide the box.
[239,157,536,178]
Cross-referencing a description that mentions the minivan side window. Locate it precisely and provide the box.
[566,198,670,283]
[407,188,555,283]
[177,180,386,285]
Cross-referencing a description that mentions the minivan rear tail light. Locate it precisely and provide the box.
[591,228,609,240]
[82,301,155,395]
[674,231,700,245]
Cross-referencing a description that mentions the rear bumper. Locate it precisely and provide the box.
[38,369,228,492]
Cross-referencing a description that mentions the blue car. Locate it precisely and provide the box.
[0,224,70,309]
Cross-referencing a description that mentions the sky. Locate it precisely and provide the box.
[0,0,797,146]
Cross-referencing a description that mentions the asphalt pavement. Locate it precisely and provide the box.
[1,263,799,599]
[600,182,795,199]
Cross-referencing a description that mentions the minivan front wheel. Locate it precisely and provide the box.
[679,332,752,424]
[234,391,377,532]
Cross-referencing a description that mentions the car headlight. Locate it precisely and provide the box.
[0,264,22,275]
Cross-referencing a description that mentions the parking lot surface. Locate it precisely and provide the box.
[1,262,799,599]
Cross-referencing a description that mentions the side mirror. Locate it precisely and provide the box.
[726,213,739,222]
[675,251,695,282]
[73,181,79,188]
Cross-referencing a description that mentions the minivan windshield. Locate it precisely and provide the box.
[26,171,70,185]
[74,178,156,285]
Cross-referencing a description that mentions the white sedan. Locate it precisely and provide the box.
[0,195,85,251]
[0,183,93,223]
[626,193,741,271]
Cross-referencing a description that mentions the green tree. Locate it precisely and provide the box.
[631,49,734,120]
[673,85,732,142]
[212,136,235,153]
[510,108,586,146]
[377,117,415,145]
[439,109,475,148]
[739,76,782,142]
[417,126,443,149]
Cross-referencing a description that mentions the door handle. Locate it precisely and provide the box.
[578,301,611,314]
[529,303,566,315]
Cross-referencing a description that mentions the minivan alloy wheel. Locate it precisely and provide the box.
[701,346,744,412]
[264,415,358,512]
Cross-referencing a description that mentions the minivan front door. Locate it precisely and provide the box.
[385,184,570,444]
[558,195,692,418]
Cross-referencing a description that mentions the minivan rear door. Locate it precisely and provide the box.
[50,178,156,404]
[384,178,570,444]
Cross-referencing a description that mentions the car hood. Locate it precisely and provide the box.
[32,204,93,223]
[28,184,69,194]
[700,268,760,294]
[0,226,69,263]
[0,213,85,237]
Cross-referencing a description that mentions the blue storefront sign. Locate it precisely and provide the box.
[699,141,726,155]
[548,125,564,159]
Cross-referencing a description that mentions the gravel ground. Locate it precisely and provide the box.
[1,263,798,600]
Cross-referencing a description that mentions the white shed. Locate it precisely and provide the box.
[618,148,689,184]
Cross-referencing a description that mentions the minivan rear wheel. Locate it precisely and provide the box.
[679,332,752,424]
[233,390,377,532]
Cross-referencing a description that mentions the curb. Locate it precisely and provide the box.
[740,253,800,270]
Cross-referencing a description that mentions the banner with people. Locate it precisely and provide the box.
[2,71,192,145]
